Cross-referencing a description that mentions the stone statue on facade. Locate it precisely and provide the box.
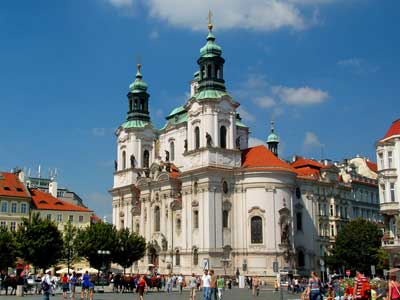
[281,222,290,244]
[130,155,136,168]
[206,132,213,147]
[165,150,170,162]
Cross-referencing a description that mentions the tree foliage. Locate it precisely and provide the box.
[74,222,118,270]
[62,220,79,271]
[0,227,17,270]
[327,218,383,275]
[114,228,146,271]
[16,213,63,270]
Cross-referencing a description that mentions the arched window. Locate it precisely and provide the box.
[194,127,200,150]
[122,151,126,170]
[298,250,305,267]
[296,212,303,231]
[135,223,140,233]
[175,249,180,266]
[207,64,212,78]
[193,210,199,229]
[193,248,199,265]
[223,210,229,228]
[134,99,138,109]
[170,141,175,161]
[251,216,263,244]
[215,66,219,78]
[220,126,227,149]
[140,99,144,110]
[201,66,205,79]
[154,206,160,232]
[143,150,150,168]
[129,99,133,111]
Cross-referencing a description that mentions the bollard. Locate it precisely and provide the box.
[16,285,24,297]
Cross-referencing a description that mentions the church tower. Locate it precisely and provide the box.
[267,120,279,156]
[112,63,156,230]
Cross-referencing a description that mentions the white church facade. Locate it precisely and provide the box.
[110,20,380,277]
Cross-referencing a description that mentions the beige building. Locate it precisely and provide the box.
[30,188,92,231]
[0,171,31,231]
[376,118,400,267]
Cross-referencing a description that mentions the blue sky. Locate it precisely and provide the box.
[1,0,399,220]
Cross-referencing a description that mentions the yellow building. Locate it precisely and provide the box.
[0,172,31,231]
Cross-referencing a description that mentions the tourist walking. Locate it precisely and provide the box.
[137,275,147,300]
[178,274,184,293]
[69,271,77,300]
[190,273,197,300]
[61,273,69,299]
[217,276,224,300]
[41,270,52,300]
[388,274,400,300]
[201,270,211,300]
[209,270,217,300]
[306,271,322,300]
[353,271,368,300]
[81,271,90,300]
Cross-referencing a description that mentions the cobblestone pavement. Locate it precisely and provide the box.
[0,287,303,300]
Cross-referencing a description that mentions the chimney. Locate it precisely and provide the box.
[49,180,58,198]
[17,170,25,183]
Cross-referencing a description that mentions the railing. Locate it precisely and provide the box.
[382,237,400,247]
[380,202,400,214]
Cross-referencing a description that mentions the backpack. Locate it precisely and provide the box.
[361,281,371,300]
[41,279,50,292]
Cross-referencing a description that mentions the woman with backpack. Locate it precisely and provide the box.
[41,270,52,300]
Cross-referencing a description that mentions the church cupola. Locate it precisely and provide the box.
[126,63,150,122]
[267,120,279,156]
[197,11,226,93]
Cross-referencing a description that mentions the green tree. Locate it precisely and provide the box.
[74,222,118,270]
[16,213,63,270]
[62,220,79,273]
[327,218,383,275]
[114,228,146,273]
[0,227,17,270]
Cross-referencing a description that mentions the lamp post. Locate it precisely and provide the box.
[97,250,110,291]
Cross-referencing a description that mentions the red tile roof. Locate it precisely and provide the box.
[291,157,324,169]
[241,145,296,173]
[0,172,30,198]
[294,167,320,178]
[30,189,92,212]
[383,118,400,140]
[366,161,378,173]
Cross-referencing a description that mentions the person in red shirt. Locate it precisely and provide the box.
[61,273,69,299]
[137,275,147,300]
[353,271,368,300]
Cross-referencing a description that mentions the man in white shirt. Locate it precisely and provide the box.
[201,270,211,300]
[177,274,184,293]
[41,270,52,300]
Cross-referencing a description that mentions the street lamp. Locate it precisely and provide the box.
[97,250,110,291]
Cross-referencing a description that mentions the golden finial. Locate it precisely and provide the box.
[208,9,213,32]
[136,54,142,72]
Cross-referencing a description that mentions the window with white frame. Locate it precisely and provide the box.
[79,215,84,222]
[390,183,396,202]
[388,151,393,168]
[10,221,16,232]
[69,215,74,222]
[1,202,8,213]
[331,225,335,237]
[378,152,384,169]
[47,214,51,220]
[170,141,175,161]
[21,203,27,214]
[193,210,199,229]
[0,221,6,228]
[381,184,386,202]
[57,214,62,222]
[11,202,17,213]
[250,216,263,244]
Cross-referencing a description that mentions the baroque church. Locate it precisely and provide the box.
[111,19,303,277]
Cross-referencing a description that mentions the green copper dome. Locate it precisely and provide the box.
[200,32,222,58]
[129,65,148,93]
[267,132,279,143]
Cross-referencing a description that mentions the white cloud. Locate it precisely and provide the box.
[92,127,106,137]
[273,85,329,105]
[145,0,307,31]
[237,107,256,122]
[249,137,265,147]
[338,58,363,67]
[254,96,276,109]
[303,131,323,151]
[149,30,159,40]
[107,0,134,8]
[337,57,379,75]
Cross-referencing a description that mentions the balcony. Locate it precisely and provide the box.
[380,202,400,215]
[378,168,398,178]
[382,237,400,252]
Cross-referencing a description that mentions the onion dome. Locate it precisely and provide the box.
[129,64,148,93]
